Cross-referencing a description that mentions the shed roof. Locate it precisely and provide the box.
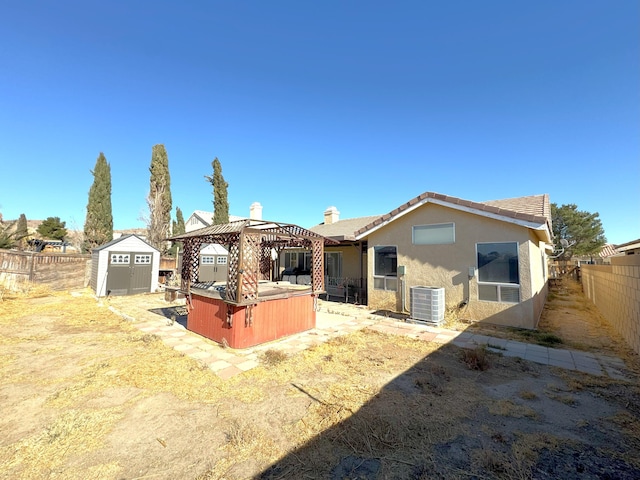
[92,234,159,252]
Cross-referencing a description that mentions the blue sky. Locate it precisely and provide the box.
[0,1,638,244]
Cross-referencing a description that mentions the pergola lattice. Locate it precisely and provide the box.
[169,219,337,306]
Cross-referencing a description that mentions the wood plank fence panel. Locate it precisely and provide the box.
[0,250,91,291]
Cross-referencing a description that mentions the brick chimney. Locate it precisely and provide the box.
[250,202,262,220]
[324,206,340,225]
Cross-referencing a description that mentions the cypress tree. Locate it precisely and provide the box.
[83,152,113,252]
[15,213,28,249]
[205,157,229,225]
[147,144,172,254]
[170,206,185,256]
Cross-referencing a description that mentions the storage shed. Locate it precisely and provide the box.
[198,243,229,282]
[90,234,160,297]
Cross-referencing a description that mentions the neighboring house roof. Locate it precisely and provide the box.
[187,210,245,228]
[92,234,159,252]
[310,215,382,241]
[599,244,620,258]
[349,192,552,243]
[615,238,640,254]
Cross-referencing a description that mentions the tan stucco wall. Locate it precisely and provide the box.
[324,244,365,280]
[581,256,640,355]
[366,203,545,329]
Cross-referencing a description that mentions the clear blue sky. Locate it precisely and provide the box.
[0,1,638,244]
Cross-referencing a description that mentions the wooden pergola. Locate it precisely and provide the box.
[169,219,337,306]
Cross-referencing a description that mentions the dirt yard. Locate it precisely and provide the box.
[0,279,639,479]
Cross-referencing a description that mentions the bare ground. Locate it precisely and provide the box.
[0,279,639,479]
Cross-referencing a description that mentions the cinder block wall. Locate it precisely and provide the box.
[581,255,640,355]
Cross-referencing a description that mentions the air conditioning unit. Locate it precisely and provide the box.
[410,286,445,325]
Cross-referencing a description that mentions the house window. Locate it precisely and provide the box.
[284,251,311,271]
[134,254,151,265]
[477,242,520,303]
[110,254,130,265]
[201,255,214,264]
[373,245,397,291]
[325,252,342,278]
[217,256,227,265]
[413,223,455,245]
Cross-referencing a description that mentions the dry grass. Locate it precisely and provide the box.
[519,390,538,400]
[489,399,539,419]
[260,349,289,366]
[3,288,639,479]
[460,346,491,371]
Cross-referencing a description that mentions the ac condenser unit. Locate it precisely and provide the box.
[410,286,445,325]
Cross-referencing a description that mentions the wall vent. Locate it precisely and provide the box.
[410,286,445,325]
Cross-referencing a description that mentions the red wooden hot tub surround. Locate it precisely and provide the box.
[187,292,316,349]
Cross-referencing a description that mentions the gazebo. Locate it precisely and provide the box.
[169,219,336,348]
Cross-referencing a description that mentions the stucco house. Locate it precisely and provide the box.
[305,192,553,329]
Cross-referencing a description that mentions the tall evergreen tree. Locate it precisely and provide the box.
[170,206,185,256]
[83,152,113,252]
[147,144,173,254]
[15,213,28,249]
[37,217,67,240]
[205,157,229,225]
[551,203,606,260]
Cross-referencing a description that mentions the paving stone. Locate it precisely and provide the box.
[504,341,527,353]
[548,358,576,369]
[173,343,194,352]
[208,360,233,372]
[216,365,243,379]
[236,359,260,371]
[548,348,573,361]
[189,351,213,360]
[524,353,549,364]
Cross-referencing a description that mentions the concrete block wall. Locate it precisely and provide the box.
[581,255,640,355]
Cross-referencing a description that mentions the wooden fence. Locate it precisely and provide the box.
[0,249,92,291]
[549,260,580,282]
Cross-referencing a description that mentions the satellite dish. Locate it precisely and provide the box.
[560,238,569,247]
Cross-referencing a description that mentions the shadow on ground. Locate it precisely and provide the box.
[148,306,188,329]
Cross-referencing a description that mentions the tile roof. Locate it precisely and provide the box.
[483,194,551,223]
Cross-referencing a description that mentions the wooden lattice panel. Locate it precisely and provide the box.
[259,245,272,281]
[311,238,325,293]
[181,237,206,291]
[226,241,240,303]
[238,231,260,304]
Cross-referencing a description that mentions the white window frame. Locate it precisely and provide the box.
[412,222,455,245]
[134,254,152,265]
[217,256,227,265]
[201,255,215,264]
[476,242,520,303]
[373,245,398,291]
[110,253,130,265]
